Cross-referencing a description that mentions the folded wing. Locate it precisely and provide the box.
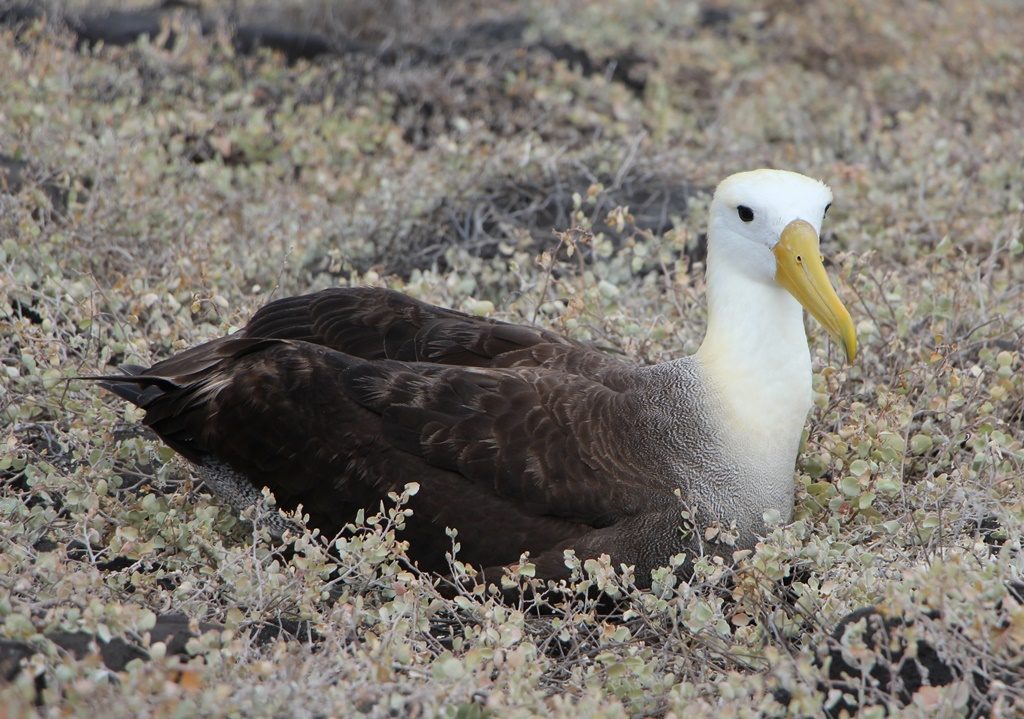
[96,289,677,576]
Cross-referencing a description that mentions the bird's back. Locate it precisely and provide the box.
[96,288,690,577]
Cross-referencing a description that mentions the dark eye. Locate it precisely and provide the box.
[824,202,832,218]
[737,205,754,222]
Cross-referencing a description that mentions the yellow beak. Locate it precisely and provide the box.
[773,219,857,363]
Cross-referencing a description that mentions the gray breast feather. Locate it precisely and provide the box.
[626,358,794,542]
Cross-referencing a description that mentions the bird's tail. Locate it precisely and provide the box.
[73,365,176,409]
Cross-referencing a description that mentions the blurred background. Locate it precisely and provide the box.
[4,0,1021,305]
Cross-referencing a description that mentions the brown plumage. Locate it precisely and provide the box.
[95,287,724,584]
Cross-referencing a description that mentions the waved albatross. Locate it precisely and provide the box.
[90,169,855,587]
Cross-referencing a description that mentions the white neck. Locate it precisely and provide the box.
[694,251,813,457]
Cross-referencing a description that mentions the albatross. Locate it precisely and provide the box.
[91,169,855,587]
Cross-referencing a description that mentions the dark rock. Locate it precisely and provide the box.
[0,154,71,215]
[0,639,45,704]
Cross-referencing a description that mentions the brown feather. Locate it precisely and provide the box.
[91,288,715,584]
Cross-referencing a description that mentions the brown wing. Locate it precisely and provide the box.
[341,358,654,524]
[93,289,693,580]
[240,287,627,382]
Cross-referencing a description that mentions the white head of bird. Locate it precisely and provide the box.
[695,169,856,451]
